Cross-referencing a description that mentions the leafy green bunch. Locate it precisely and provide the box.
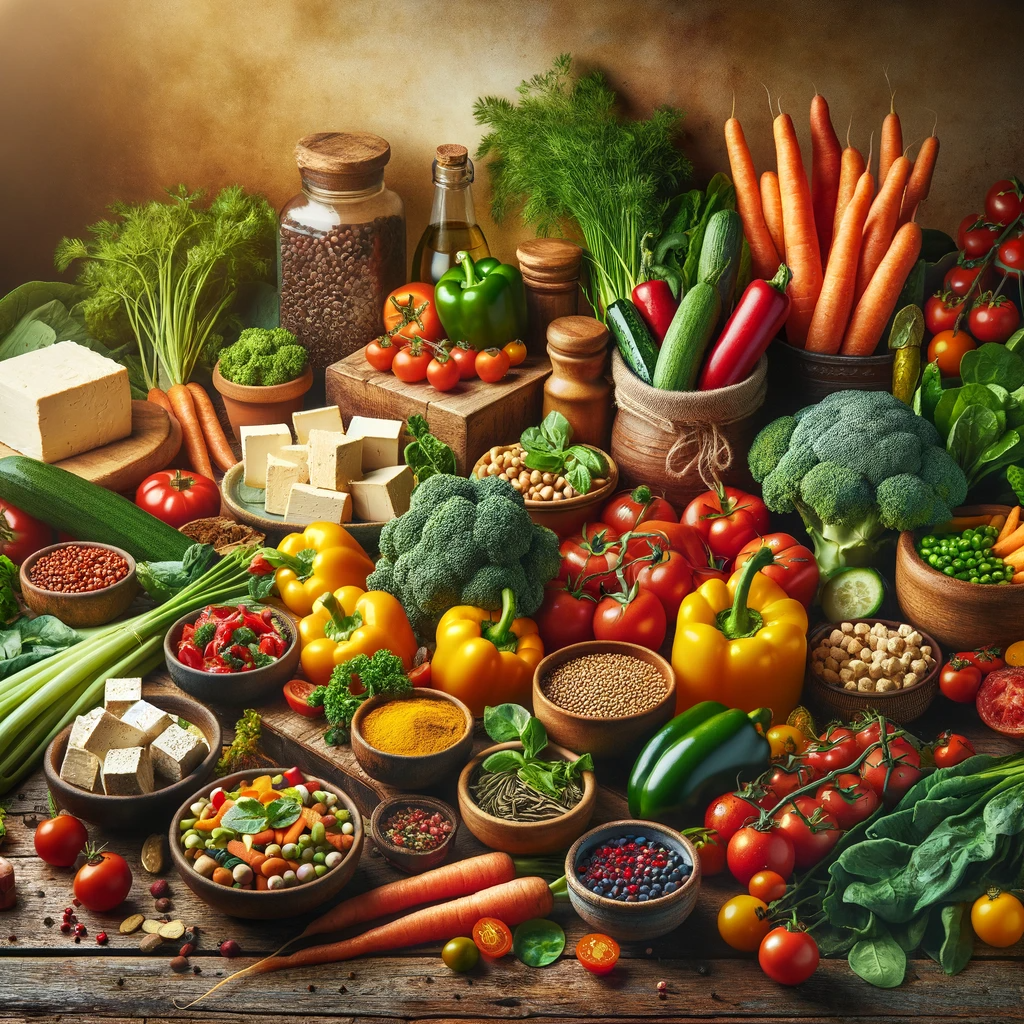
[520,411,607,495]
[216,709,262,775]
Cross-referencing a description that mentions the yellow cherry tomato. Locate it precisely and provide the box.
[1004,640,1024,667]
[717,895,771,952]
[971,890,1024,948]
[502,339,527,366]
[766,724,810,760]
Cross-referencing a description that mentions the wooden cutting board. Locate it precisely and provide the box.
[0,400,182,492]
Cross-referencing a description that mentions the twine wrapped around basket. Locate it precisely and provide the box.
[610,351,767,508]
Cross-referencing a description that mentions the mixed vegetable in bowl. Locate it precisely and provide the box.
[176,603,290,673]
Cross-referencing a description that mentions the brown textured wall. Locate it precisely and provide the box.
[0,0,1021,295]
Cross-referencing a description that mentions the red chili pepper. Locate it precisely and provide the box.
[249,554,275,576]
[176,641,204,670]
[283,766,305,787]
[631,279,680,343]
[181,623,195,642]
[698,264,792,391]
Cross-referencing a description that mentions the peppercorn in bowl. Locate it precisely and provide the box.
[369,795,459,873]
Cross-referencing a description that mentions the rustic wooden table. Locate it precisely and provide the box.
[1,674,1022,1024]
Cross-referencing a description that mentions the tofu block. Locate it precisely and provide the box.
[265,454,308,515]
[59,745,102,793]
[308,429,362,491]
[277,444,310,477]
[0,341,132,463]
[118,700,173,745]
[150,723,207,782]
[68,707,147,760]
[292,405,343,445]
[345,416,403,470]
[102,746,154,796]
[350,465,415,522]
[284,483,352,524]
[103,677,142,718]
[241,423,292,488]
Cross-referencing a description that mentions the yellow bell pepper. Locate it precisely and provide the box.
[672,546,807,724]
[299,585,418,686]
[432,588,544,717]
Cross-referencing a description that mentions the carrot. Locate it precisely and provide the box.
[227,839,266,870]
[1003,546,1024,571]
[166,384,215,480]
[810,92,843,262]
[854,155,912,303]
[1013,571,1024,584]
[324,831,354,854]
[255,874,269,891]
[990,514,1007,533]
[248,828,276,845]
[147,387,175,417]
[194,799,233,832]
[878,88,903,189]
[840,222,923,356]
[806,171,875,354]
[725,115,781,280]
[186,381,238,473]
[993,523,1024,558]
[832,144,867,250]
[301,807,323,830]
[281,816,308,848]
[898,134,940,227]
[760,172,786,261]
[996,506,1021,545]
[260,857,289,878]
[773,112,823,347]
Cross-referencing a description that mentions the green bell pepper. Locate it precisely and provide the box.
[628,701,771,826]
[434,251,528,351]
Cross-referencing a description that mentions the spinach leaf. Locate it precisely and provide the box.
[848,929,906,988]
[916,361,944,423]
[890,910,931,953]
[933,386,962,440]
[960,342,1024,390]
[482,749,526,774]
[0,615,82,680]
[264,796,302,829]
[949,405,999,477]
[513,918,565,967]
[403,415,457,487]
[221,796,268,835]
[137,543,216,604]
[1007,328,1024,355]
[0,556,18,623]
[1009,464,1024,502]
[483,703,531,743]
[938,904,974,976]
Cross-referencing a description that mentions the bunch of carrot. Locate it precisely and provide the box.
[993,506,1024,583]
[147,382,237,481]
[726,88,939,357]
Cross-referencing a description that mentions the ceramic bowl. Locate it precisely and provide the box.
[43,693,221,831]
[457,740,596,855]
[565,820,701,941]
[350,689,473,790]
[532,641,676,758]
[370,795,459,874]
[168,768,363,919]
[163,604,300,706]
[19,542,138,628]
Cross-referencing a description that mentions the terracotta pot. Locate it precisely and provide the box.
[212,362,314,441]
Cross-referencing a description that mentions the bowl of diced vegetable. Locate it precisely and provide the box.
[168,768,363,919]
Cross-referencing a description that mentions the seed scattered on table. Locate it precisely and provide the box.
[29,545,129,593]
[542,653,666,717]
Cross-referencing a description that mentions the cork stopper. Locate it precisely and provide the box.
[295,132,391,190]
[435,144,469,167]
[546,315,608,356]
[517,239,583,284]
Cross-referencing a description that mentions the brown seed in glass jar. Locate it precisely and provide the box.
[541,653,667,717]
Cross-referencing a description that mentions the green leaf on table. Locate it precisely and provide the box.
[938,904,974,976]
[513,918,565,968]
[849,930,907,988]
[0,615,82,680]
[483,703,531,743]
[264,796,302,830]
[220,796,268,835]
[481,750,526,774]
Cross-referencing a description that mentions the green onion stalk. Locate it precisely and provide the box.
[0,547,255,794]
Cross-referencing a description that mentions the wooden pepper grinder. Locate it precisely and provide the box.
[543,316,612,450]
[516,239,583,354]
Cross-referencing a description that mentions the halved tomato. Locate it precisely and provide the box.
[283,678,322,718]
[976,668,1024,737]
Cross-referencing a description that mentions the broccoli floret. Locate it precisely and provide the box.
[748,416,796,482]
[410,473,477,511]
[392,504,434,556]
[366,558,395,595]
[473,473,527,507]
[876,474,950,531]
[473,495,532,566]
[800,461,876,528]
[864,432,922,487]
[265,345,308,386]
[462,563,530,611]
[191,620,217,648]
[216,327,308,386]
[919,445,968,506]
[763,446,820,510]
[521,525,561,586]
[377,517,401,563]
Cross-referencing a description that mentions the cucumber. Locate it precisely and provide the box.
[652,281,722,390]
[607,299,658,384]
[698,209,743,318]
[820,567,886,622]
[0,455,192,563]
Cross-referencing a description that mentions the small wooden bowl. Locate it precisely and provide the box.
[44,693,221,831]
[19,542,137,628]
[457,740,596,855]
[370,795,459,874]
[805,618,941,725]
[168,769,363,920]
[896,504,1024,652]
[350,689,474,790]
[471,445,618,538]
[532,641,676,757]
[566,820,701,941]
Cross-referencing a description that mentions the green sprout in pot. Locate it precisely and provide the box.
[218,327,308,387]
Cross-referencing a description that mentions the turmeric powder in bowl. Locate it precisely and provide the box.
[360,699,465,756]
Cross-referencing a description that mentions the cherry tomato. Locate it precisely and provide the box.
[959,646,1005,676]
[803,725,859,776]
[472,917,513,959]
[718,895,771,952]
[971,890,1024,947]
[502,339,527,366]
[382,282,445,342]
[968,294,1020,343]
[975,667,1024,737]
[576,933,620,975]
[74,851,133,912]
[475,347,510,383]
[933,731,975,769]
[448,342,478,380]
[426,353,461,392]
[945,260,990,297]
[283,678,322,718]
[683,486,770,561]
[629,548,693,618]
[0,499,52,565]
[997,235,1024,278]
[704,792,760,842]
[734,533,819,608]
[773,796,841,870]
[762,762,817,806]
[956,213,982,250]
[441,936,479,972]
[927,328,976,377]
[766,725,809,760]
[985,179,1023,225]
[407,660,432,687]
[860,739,922,805]
[923,291,967,335]
[135,469,221,529]
[364,337,397,372]
[940,657,983,703]
[34,814,88,867]
[815,773,879,830]
[853,717,898,750]
[593,585,667,649]
[748,870,788,903]
[558,523,623,595]
[392,343,432,383]
[759,927,819,985]
[727,826,796,885]
[602,486,677,532]
[963,222,1002,259]
[691,830,726,876]
[534,579,596,652]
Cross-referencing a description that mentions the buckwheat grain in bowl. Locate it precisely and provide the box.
[541,653,668,718]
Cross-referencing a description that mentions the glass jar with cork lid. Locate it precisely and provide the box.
[279,132,406,375]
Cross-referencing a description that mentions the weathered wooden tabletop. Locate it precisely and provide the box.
[1,675,1022,1024]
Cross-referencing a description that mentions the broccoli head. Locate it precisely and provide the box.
[217,327,309,386]
[748,415,796,482]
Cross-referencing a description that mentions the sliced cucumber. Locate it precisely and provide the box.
[820,567,886,622]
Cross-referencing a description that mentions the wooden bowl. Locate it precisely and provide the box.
[805,618,941,725]
[44,693,221,831]
[471,445,618,538]
[163,604,300,706]
[19,542,137,628]
[532,641,676,757]
[566,821,701,941]
[168,769,363,920]
[370,795,459,873]
[896,504,1024,652]
[350,689,473,790]
[457,740,596,855]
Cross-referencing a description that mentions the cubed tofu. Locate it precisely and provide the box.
[59,745,102,793]
[102,746,154,795]
[350,465,414,522]
[277,444,310,477]
[265,454,309,515]
[103,677,142,718]
[284,483,352,524]
[308,429,362,491]
[292,405,343,445]
[68,707,147,760]
[118,700,174,744]
[241,424,292,488]
[150,723,208,782]
[345,416,403,470]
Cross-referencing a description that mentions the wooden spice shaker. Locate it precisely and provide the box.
[543,316,612,450]
[517,239,582,354]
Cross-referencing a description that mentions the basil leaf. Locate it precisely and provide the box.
[520,425,555,455]
[849,930,907,988]
[539,411,572,451]
[573,752,595,774]
[567,445,606,475]
[220,797,268,835]
[565,460,592,495]
[481,750,525,774]
[520,716,548,761]
[265,796,302,830]
[483,703,531,743]
[523,449,565,473]
[518,762,561,799]
[513,918,565,968]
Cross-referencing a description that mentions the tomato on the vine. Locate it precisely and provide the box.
[0,499,52,565]
[365,337,397,372]
[968,293,1020,344]
[933,731,975,769]
[748,870,788,903]
[475,347,510,383]
[923,291,967,335]
[762,762,817,806]
[815,773,879,829]
[502,339,527,366]
[759,926,819,985]
[727,825,795,885]
[382,283,445,342]
[853,717,898,750]
[704,792,760,842]
[283,678,322,718]
[534,579,596,652]
[426,352,461,392]
[628,548,693,618]
[773,795,841,870]
[860,738,922,805]
[997,235,1024,278]
[601,486,677,532]
[734,533,819,608]
[34,814,88,867]
[592,584,666,649]
[74,850,132,912]
[803,725,859,776]
[718,894,771,951]
[962,222,1002,259]
[959,646,1005,676]
[971,890,1024,947]
[690,829,726,876]
[927,328,975,377]
[940,656,983,703]
[956,214,982,250]
[945,261,989,298]
[683,485,770,561]
[447,341,478,380]
[558,524,623,595]
[392,342,432,383]
[985,179,1023,226]
[766,724,809,760]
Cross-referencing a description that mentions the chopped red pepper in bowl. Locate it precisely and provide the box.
[177,603,289,674]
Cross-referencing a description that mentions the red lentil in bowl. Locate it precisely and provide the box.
[29,544,130,593]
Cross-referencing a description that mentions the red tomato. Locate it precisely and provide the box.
[593,585,667,649]
[559,523,623,595]
[976,667,1024,737]
[773,796,841,870]
[933,731,976,769]
[502,340,527,367]
[392,343,432,382]
[576,933,621,975]
[940,657,983,703]
[448,342,478,380]
[683,486,770,562]
[959,647,1005,676]
[997,235,1024,278]
[762,763,817,807]
[853,717,898,750]
[927,328,976,377]
[74,851,133,912]
[692,830,726,876]
[283,678,322,718]
[135,469,220,529]
[534,579,597,652]
[985,179,1023,225]
[963,223,1002,259]
[382,283,445,342]
[691,563,730,586]
[628,519,710,570]
[34,814,88,867]
[748,870,787,903]
[945,261,990,297]
[472,917,513,959]
[816,773,880,830]
[426,353,460,392]
[759,927,819,985]
[803,725,860,776]
[727,826,796,885]
[407,661,432,687]
[860,739,922,805]
[956,213,982,249]
[365,337,397,372]
[734,533,819,608]
[602,486,677,532]
[629,549,693,618]
[924,291,967,335]
[475,347,510,383]
[968,294,1020,343]
[704,792,761,842]
[0,500,52,565]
